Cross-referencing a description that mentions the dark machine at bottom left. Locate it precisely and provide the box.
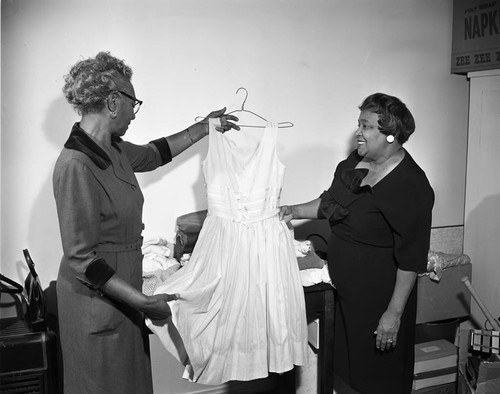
[0,249,61,394]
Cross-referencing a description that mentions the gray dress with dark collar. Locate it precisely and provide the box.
[53,123,171,394]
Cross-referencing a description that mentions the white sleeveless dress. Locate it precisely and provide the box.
[148,118,307,385]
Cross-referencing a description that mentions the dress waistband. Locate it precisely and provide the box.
[208,209,279,226]
[96,238,143,253]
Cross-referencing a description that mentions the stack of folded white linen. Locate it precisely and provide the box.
[142,235,181,295]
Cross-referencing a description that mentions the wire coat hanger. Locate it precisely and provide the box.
[227,87,293,129]
[195,87,293,129]
[227,87,267,127]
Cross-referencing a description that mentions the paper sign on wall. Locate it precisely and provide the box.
[451,0,500,74]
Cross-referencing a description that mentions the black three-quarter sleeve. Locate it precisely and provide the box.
[375,155,434,273]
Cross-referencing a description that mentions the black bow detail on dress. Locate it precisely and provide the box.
[319,168,370,227]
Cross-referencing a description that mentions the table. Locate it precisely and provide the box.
[304,282,335,394]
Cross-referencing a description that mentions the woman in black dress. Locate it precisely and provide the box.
[280,93,434,393]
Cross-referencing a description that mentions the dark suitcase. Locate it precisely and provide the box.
[0,250,60,394]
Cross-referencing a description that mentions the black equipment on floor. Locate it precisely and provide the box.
[0,249,60,394]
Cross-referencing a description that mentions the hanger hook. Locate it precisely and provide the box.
[235,87,249,111]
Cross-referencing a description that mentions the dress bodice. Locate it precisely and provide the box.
[202,119,284,224]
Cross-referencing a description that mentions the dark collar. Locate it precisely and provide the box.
[64,123,122,170]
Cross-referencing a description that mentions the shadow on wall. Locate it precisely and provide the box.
[137,136,209,214]
[24,97,74,291]
[138,131,208,189]
[43,281,59,336]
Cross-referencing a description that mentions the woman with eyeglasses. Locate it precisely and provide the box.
[53,51,239,394]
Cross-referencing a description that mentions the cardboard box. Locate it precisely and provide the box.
[416,263,472,324]
[413,368,457,391]
[474,355,500,394]
[411,381,456,394]
[415,340,458,374]
[460,356,500,394]
[414,340,458,391]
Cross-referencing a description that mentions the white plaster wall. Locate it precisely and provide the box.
[1,0,470,392]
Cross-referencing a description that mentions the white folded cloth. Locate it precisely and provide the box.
[299,264,333,287]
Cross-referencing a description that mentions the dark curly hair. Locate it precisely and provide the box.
[359,93,415,145]
[62,51,133,115]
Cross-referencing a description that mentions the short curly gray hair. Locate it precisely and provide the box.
[62,51,133,115]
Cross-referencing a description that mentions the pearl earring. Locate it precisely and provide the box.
[386,135,395,143]
[111,111,117,119]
